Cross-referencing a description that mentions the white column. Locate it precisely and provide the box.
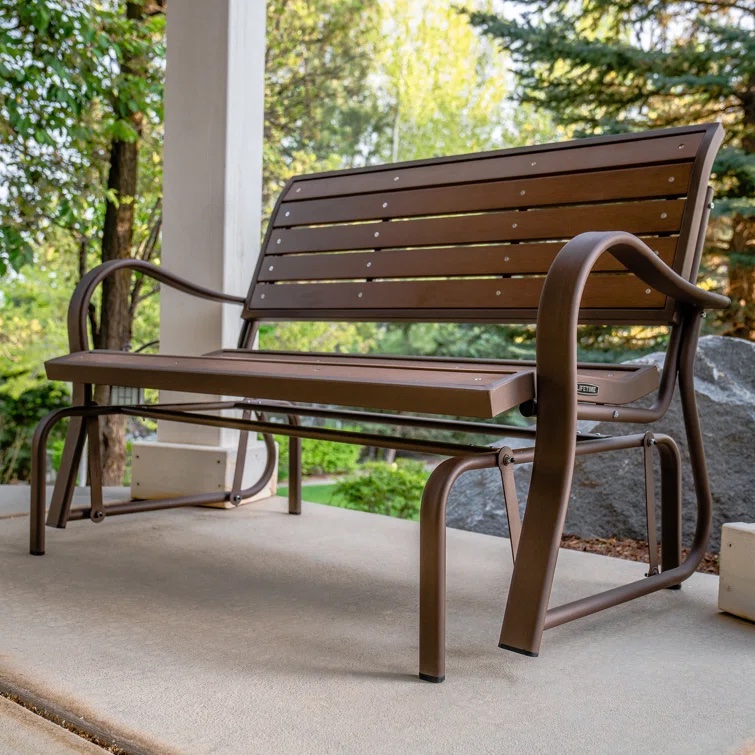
[130,0,274,503]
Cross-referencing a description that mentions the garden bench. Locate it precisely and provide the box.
[31,123,729,682]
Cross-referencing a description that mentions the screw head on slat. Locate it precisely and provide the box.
[285,211,290,217]
[496,290,501,296]
[512,223,518,229]
[530,161,537,166]
[358,292,363,298]
[520,190,526,196]
[260,294,266,299]
[645,288,651,294]
[276,238,281,244]
[374,231,380,238]
[382,202,388,208]
[668,177,675,183]
[366,262,372,268]
[678,144,685,149]
[660,212,667,219]
[268,265,274,271]
[393,176,399,182]
[504,257,510,262]
[295,187,301,192]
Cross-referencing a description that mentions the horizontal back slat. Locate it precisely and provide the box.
[246,124,723,325]
[259,237,678,282]
[270,199,685,254]
[250,276,665,311]
[275,163,692,227]
[282,132,704,201]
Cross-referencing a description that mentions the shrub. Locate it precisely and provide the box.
[333,459,428,520]
[275,436,361,480]
[0,382,70,482]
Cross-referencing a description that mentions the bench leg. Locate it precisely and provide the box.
[498,429,576,657]
[46,386,89,529]
[419,453,495,683]
[657,437,683,582]
[31,407,80,555]
[288,436,302,515]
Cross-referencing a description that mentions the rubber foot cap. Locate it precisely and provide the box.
[419,673,445,683]
[666,584,682,590]
[288,511,301,516]
[30,550,45,556]
[498,642,538,657]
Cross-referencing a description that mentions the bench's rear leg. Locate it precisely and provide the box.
[678,324,714,564]
[657,437,683,582]
[288,435,302,515]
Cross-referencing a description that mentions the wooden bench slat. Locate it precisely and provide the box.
[269,199,685,254]
[282,131,705,201]
[204,349,660,406]
[45,351,537,418]
[274,163,693,228]
[251,275,666,311]
[258,237,678,282]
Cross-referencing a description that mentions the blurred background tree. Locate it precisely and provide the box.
[469,0,755,337]
[0,0,750,484]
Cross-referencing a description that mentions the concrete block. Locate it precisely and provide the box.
[719,522,755,622]
[130,440,276,506]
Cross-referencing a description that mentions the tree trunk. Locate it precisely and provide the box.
[725,76,755,339]
[95,1,146,485]
[725,214,755,340]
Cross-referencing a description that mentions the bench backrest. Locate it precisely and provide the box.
[245,123,723,326]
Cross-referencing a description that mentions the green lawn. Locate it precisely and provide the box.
[277,483,342,505]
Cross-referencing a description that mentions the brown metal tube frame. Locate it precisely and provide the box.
[496,231,726,660]
[418,431,687,681]
[30,404,278,555]
[32,235,725,683]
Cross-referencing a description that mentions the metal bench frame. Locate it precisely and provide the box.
[30,124,730,682]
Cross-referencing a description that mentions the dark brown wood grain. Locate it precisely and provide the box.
[282,132,704,201]
[258,237,678,282]
[251,274,666,311]
[274,163,692,227]
[269,200,685,254]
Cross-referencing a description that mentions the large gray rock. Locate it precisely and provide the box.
[446,336,755,552]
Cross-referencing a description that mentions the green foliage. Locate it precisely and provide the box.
[0,0,165,276]
[468,0,755,335]
[0,381,69,482]
[370,0,555,163]
[333,460,428,520]
[276,436,361,480]
[263,0,381,212]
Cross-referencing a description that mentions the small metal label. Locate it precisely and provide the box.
[577,383,599,396]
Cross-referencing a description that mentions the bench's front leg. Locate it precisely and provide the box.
[46,384,89,529]
[419,453,497,683]
[498,415,576,656]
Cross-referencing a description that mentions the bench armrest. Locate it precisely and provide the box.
[68,259,245,352]
[535,231,729,408]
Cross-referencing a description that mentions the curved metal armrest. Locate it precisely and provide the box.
[68,259,245,352]
[546,231,729,312]
[536,229,729,394]
[531,230,730,473]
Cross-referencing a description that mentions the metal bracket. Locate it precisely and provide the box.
[643,432,659,576]
[497,446,522,562]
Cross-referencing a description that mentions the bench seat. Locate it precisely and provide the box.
[46,350,659,418]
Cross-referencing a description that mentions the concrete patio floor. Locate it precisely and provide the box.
[1,488,754,754]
